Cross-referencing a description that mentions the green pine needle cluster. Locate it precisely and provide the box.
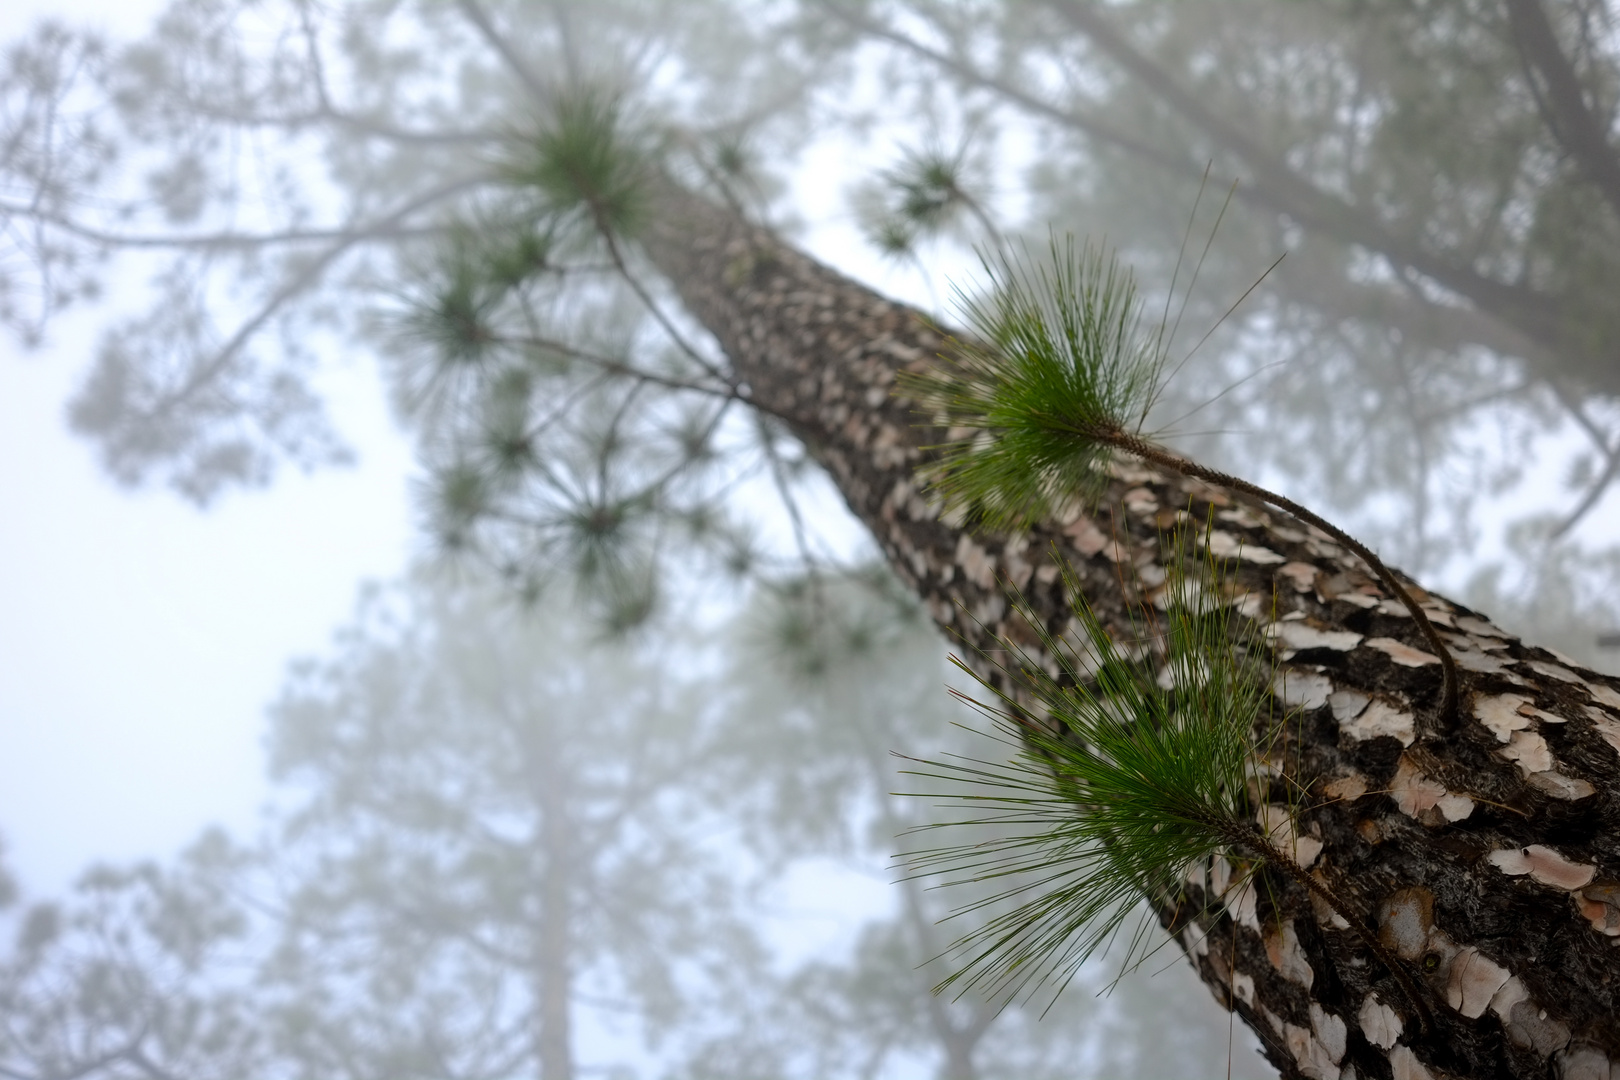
[898,237,1168,530]
[900,538,1278,1008]
[504,87,649,236]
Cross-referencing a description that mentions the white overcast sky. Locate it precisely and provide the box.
[0,57,423,897]
[0,0,941,896]
[4,2,1616,902]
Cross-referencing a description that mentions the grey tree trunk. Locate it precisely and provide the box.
[530,723,574,1080]
[641,185,1620,1080]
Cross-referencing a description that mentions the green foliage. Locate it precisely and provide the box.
[901,537,1278,1008]
[899,237,1168,529]
[504,87,650,237]
[857,141,998,256]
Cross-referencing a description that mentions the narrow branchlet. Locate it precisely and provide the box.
[898,238,1460,726]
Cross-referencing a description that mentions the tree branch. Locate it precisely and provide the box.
[1505,0,1620,221]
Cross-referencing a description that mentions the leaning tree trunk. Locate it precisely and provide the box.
[641,186,1620,1080]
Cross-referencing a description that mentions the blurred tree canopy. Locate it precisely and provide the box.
[0,569,1273,1079]
[4,2,1620,1076]
[2,0,1617,654]
[828,0,1620,585]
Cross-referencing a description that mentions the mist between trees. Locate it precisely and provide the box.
[0,567,1265,1080]
[3,2,1620,1079]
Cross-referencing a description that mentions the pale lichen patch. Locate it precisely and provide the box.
[1546,646,1587,670]
[1178,475,1231,505]
[1452,646,1512,674]
[1526,771,1597,801]
[1277,561,1318,592]
[1389,1044,1435,1080]
[1232,970,1255,1007]
[1583,708,1620,755]
[1456,615,1509,638]
[1321,773,1369,803]
[1374,598,1457,627]
[1217,506,1268,529]
[1554,1044,1613,1080]
[1213,857,1260,932]
[1585,683,1620,711]
[1502,998,1572,1056]
[1106,458,1157,484]
[1358,993,1403,1049]
[1488,973,1528,1021]
[1498,729,1553,775]
[1329,688,1370,723]
[1265,919,1314,988]
[1271,621,1363,652]
[1475,693,1534,742]
[1521,702,1570,724]
[970,592,1006,627]
[1183,857,1208,889]
[1389,755,1473,821]
[1304,534,1343,561]
[1206,529,1287,564]
[954,534,996,589]
[1487,845,1597,890]
[1308,871,1351,930]
[1282,1005,1345,1080]
[1376,886,1435,961]
[1122,486,1158,513]
[1258,804,1323,868]
[1344,700,1417,748]
[1527,660,1582,684]
[1445,946,1510,1018]
[1063,515,1112,558]
[1364,637,1441,667]
[1577,883,1620,937]
[1274,668,1334,711]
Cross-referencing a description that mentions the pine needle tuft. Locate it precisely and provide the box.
[899,533,1279,1010]
[898,237,1168,530]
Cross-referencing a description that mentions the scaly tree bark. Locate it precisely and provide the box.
[641,183,1620,1080]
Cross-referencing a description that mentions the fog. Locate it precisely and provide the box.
[2,3,1617,1078]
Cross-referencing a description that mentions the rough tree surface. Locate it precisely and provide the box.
[643,184,1620,1080]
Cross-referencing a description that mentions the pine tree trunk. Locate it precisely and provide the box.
[642,186,1620,1080]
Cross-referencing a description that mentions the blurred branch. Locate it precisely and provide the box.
[812,0,1191,176]
[1506,0,1620,221]
[454,0,555,108]
[0,202,444,250]
[1044,0,1566,351]
[1548,381,1620,540]
[836,0,1580,375]
[136,174,489,424]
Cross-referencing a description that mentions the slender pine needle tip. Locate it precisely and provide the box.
[897,236,1168,531]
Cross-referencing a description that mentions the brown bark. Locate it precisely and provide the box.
[641,186,1620,1080]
